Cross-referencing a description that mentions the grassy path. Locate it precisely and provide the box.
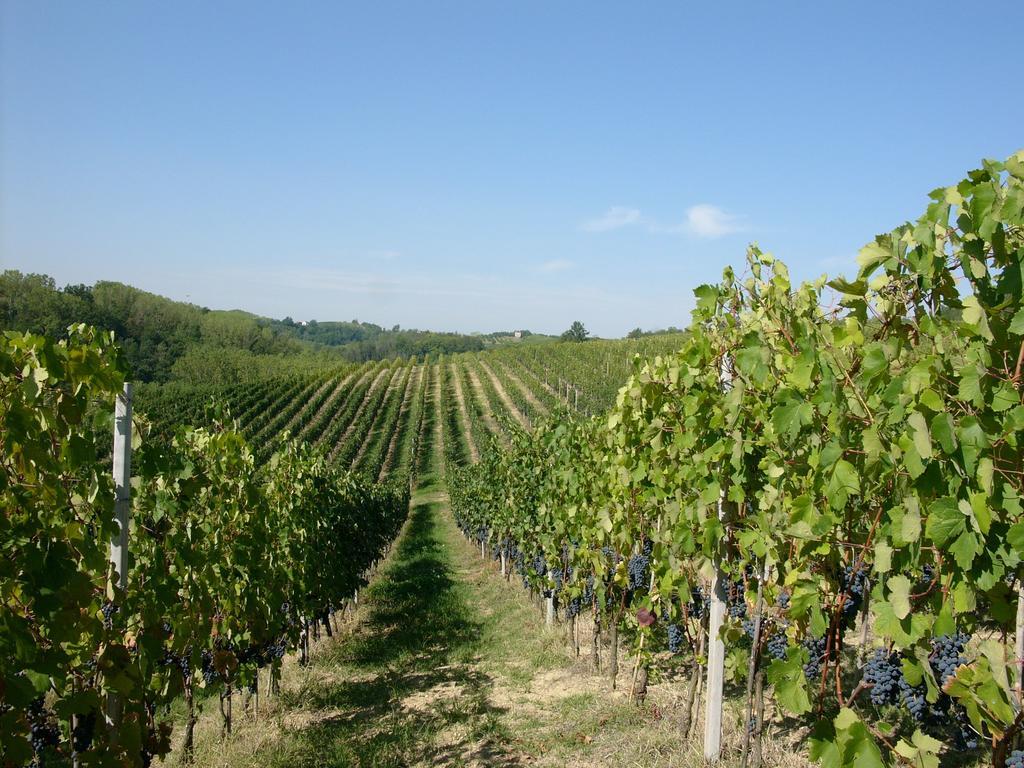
[261,486,521,767]
[184,479,658,767]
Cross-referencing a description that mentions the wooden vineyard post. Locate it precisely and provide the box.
[545,595,555,627]
[679,622,705,738]
[609,613,620,690]
[300,620,308,666]
[858,579,871,667]
[106,382,133,732]
[740,561,768,768]
[1016,585,1024,706]
[704,353,731,762]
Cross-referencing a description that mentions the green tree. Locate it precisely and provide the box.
[560,320,589,342]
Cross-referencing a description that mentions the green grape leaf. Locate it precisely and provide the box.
[826,460,859,510]
[772,398,813,440]
[893,730,943,768]
[767,656,811,715]
[925,497,966,548]
[887,574,912,620]
[908,411,933,460]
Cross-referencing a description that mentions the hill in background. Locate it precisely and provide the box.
[0,271,555,384]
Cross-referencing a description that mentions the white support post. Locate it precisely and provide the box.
[110,382,133,590]
[545,596,555,627]
[704,354,731,762]
[703,500,728,760]
[106,382,133,732]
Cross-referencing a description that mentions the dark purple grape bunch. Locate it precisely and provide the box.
[566,596,582,618]
[802,636,828,679]
[27,697,59,764]
[532,553,547,578]
[101,600,118,630]
[765,632,789,661]
[839,564,868,623]
[667,623,684,654]
[863,648,902,706]
[930,632,970,686]
[688,585,709,619]
[727,580,747,620]
[582,574,595,607]
[159,648,193,681]
[200,650,219,685]
[627,539,653,592]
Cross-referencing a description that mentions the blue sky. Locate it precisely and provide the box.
[2,2,1021,337]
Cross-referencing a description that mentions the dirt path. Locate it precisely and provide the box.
[476,359,531,429]
[431,363,444,476]
[449,361,480,463]
[511,361,562,405]
[463,362,506,443]
[492,360,549,419]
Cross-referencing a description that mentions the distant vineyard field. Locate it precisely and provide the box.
[134,334,689,483]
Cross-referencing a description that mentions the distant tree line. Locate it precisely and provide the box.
[0,271,501,382]
[0,272,310,382]
[264,317,487,360]
[626,325,686,339]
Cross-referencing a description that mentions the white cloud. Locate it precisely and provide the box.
[539,259,573,273]
[682,204,741,239]
[582,203,744,239]
[580,206,642,232]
